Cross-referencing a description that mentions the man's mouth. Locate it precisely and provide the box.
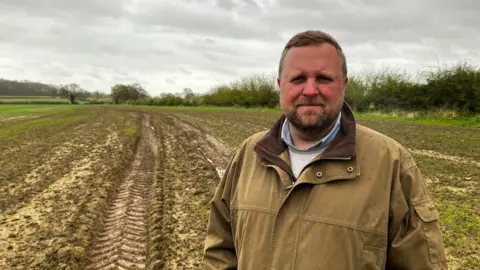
[297,104,323,107]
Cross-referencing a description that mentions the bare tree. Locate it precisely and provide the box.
[60,83,83,104]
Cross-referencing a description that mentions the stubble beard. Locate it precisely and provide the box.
[285,104,340,139]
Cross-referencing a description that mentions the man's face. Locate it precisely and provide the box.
[277,44,347,135]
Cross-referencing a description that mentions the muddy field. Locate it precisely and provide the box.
[0,106,478,269]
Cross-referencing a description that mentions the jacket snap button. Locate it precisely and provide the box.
[347,167,354,173]
[316,172,323,178]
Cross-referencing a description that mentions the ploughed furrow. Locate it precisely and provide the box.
[85,114,157,270]
[150,113,230,269]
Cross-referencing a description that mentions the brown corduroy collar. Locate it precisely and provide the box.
[253,102,357,179]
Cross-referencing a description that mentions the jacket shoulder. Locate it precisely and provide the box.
[355,124,401,145]
[226,130,269,163]
[355,124,416,171]
[235,130,270,151]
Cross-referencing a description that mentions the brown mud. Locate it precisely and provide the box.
[1,109,233,269]
[83,112,231,269]
[147,113,230,269]
[85,115,157,269]
[1,132,94,212]
[0,131,121,268]
[409,148,480,167]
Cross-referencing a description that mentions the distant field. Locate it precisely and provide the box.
[0,104,478,269]
[0,105,80,123]
[0,96,56,99]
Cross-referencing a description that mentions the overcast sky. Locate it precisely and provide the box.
[1,0,479,96]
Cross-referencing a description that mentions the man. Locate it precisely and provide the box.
[203,30,448,269]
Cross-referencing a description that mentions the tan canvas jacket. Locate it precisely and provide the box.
[203,103,448,270]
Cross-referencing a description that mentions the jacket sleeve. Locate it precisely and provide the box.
[386,151,448,269]
[203,153,238,269]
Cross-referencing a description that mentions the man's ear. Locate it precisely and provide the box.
[277,77,281,88]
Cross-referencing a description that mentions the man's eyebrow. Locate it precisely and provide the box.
[288,70,334,78]
[290,72,304,77]
[317,72,334,78]
[288,71,305,77]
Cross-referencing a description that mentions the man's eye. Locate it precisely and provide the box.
[317,76,332,82]
[291,77,304,83]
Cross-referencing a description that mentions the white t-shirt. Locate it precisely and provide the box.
[281,112,342,179]
[288,147,327,179]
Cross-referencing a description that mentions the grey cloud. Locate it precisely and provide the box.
[215,0,236,10]
[214,0,261,11]
[113,73,140,83]
[205,38,216,44]
[0,0,478,95]
[37,63,73,78]
[180,38,239,57]
[132,1,282,41]
[264,0,480,71]
[1,0,128,21]
[204,65,239,76]
[244,0,261,9]
[203,52,220,61]
[272,0,480,44]
[165,78,176,84]
[275,0,332,11]
[178,67,193,75]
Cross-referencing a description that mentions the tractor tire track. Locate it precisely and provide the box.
[85,114,157,270]
[84,111,232,269]
[0,114,48,123]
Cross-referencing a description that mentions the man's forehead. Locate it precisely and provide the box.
[284,43,337,56]
[282,45,341,69]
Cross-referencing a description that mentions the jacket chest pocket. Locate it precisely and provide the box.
[302,183,389,235]
[294,182,388,269]
[295,218,387,269]
[362,246,385,270]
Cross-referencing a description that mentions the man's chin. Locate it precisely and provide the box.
[296,106,324,116]
[289,116,325,131]
[298,114,324,125]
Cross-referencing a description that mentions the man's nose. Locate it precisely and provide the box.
[302,79,319,96]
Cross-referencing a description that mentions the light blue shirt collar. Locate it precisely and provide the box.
[281,111,342,152]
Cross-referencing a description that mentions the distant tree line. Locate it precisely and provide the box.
[344,62,480,114]
[4,60,479,114]
[129,73,280,108]
[0,79,58,96]
[127,61,480,115]
[110,83,150,104]
[0,79,110,104]
[201,73,279,108]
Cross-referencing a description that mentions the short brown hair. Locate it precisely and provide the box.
[278,30,347,78]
